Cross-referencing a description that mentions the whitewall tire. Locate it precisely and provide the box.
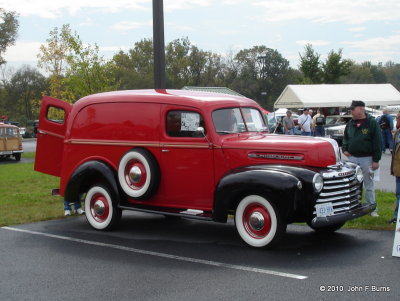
[235,195,282,248]
[85,185,119,230]
[118,148,159,199]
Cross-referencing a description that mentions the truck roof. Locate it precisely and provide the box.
[73,89,258,111]
[0,123,18,128]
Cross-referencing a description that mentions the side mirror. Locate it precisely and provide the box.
[195,127,211,145]
[196,127,205,135]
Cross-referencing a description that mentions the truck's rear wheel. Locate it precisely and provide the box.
[235,195,284,248]
[85,185,121,230]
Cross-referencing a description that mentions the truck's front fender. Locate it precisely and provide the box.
[213,168,302,223]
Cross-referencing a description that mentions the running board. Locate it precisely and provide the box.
[118,205,213,221]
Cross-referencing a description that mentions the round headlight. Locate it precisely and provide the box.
[355,166,363,183]
[313,174,324,193]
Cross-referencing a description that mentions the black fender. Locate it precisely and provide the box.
[64,161,121,205]
[213,167,302,223]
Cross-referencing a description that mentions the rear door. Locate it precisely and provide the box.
[34,96,72,177]
[4,126,21,152]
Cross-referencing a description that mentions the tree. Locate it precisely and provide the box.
[3,65,47,124]
[383,61,400,91]
[165,37,224,88]
[299,44,322,84]
[112,38,154,90]
[322,49,352,83]
[62,29,118,100]
[231,46,292,108]
[38,24,118,101]
[112,37,225,90]
[37,25,71,98]
[0,8,19,66]
[340,62,375,84]
[340,61,387,85]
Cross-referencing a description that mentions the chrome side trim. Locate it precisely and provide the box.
[248,153,304,160]
[38,129,65,139]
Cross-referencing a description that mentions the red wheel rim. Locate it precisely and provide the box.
[242,203,271,239]
[124,159,147,190]
[90,193,110,223]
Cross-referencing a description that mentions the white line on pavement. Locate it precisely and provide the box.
[2,226,307,280]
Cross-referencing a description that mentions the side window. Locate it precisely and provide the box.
[5,127,18,137]
[166,111,205,137]
[46,106,65,124]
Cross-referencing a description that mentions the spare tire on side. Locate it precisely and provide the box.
[118,148,160,200]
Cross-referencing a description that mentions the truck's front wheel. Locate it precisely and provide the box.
[85,185,121,230]
[235,195,284,248]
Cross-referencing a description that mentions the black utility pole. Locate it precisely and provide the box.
[153,0,166,89]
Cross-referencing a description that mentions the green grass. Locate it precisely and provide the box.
[22,152,36,159]
[0,160,64,227]
[0,156,398,230]
[345,190,397,230]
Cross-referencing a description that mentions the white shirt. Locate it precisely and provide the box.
[298,113,312,132]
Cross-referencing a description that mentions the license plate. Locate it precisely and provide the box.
[316,202,334,217]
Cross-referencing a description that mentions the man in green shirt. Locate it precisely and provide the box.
[342,100,382,216]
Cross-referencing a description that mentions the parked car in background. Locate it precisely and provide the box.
[325,124,346,145]
[324,115,352,128]
[33,120,39,138]
[266,112,299,134]
[0,123,23,161]
[19,127,26,137]
[324,115,352,145]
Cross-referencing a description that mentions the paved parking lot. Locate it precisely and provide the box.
[1,212,399,301]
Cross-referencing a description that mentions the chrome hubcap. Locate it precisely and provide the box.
[249,212,265,231]
[129,166,142,183]
[94,199,105,216]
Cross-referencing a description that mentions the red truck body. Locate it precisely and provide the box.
[35,89,371,248]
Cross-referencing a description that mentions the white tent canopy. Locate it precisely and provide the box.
[274,84,400,108]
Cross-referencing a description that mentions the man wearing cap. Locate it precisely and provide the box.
[342,100,382,217]
[298,108,312,136]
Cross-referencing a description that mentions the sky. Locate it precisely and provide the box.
[1,0,400,72]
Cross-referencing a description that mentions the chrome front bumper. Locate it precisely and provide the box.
[310,203,376,227]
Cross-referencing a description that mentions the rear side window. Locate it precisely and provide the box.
[46,106,65,124]
[4,127,18,138]
[166,111,205,137]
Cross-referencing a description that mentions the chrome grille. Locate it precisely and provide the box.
[313,167,362,215]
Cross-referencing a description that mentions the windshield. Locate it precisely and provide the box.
[212,107,266,134]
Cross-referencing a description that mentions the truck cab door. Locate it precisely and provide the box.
[158,105,215,209]
[34,96,72,177]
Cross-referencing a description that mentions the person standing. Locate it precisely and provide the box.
[379,109,394,153]
[64,196,85,216]
[389,111,400,224]
[342,100,382,217]
[282,110,295,135]
[298,108,312,136]
[312,109,326,137]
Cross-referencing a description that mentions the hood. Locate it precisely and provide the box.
[219,133,339,168]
